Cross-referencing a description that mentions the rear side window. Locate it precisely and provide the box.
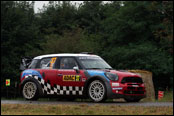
[28,59,38,69]
[40,57,57,69]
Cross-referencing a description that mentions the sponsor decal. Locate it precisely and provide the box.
[63,75,81,81]
[112,83,119,86]
[6,79,10,86]
[112,87,122,90]
[82,78,86,82]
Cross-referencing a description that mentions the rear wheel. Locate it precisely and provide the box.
[22,81,39,100]
[88,80,106,102]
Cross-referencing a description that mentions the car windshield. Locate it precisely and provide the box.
[78,56,112,69]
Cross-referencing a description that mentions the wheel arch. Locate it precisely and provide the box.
[20,76,44,97]
[83,75,111,98]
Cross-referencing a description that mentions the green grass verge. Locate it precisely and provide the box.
[157,91,173,102]
[1,104,173,115]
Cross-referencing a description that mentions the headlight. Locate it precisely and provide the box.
[105,72,119,81]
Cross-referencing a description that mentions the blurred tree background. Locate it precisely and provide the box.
[1,1,173,98]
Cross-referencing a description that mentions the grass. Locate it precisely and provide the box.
[157,91,173,102]
[139,90,173,102]
[139,91,173,102]
[1,104,173,115]
[1,91,173,115]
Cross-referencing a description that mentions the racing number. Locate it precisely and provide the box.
[50,57,57,69]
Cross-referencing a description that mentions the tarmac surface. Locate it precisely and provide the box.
[1,100,173,107]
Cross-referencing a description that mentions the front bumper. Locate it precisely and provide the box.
[108,82,146,99]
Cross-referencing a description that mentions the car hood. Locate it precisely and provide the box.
[110,70,141,77]
[86,69,141,78]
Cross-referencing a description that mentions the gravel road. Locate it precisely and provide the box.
[1,100,173,107]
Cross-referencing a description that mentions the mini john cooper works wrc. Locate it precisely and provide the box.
[20,53,146,102]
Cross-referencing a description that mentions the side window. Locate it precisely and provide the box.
[40,57,57,69]
[28,59,38,69]
[60,58,78,69]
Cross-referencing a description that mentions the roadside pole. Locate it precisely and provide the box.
[6,79,10,98]
[15,81,18,98]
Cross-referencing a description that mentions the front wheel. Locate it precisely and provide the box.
[88,80,107,102]
[22,81,39,100]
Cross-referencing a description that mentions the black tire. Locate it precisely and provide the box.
[88,80,107,102]
[124,98,141,102]
[22,80,39,100]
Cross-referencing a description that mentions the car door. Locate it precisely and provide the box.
[56,57,85,95]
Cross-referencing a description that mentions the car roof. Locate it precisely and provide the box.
[33,53,100,59]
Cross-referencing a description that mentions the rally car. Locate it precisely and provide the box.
[20,53,146,102]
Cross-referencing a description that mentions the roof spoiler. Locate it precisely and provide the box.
[20,57,33,70]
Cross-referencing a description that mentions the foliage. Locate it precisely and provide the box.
[1,1,41,94]
[40,28,95,54]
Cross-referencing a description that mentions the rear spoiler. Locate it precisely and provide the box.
[20,57,33,70]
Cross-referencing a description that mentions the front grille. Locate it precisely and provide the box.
[127,87,143,90]
[127,87,136,90]
[124,90,144,94]
[121,77,143,84]
[137,87,143,91]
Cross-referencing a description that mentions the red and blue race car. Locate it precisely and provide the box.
[20,53,146,102]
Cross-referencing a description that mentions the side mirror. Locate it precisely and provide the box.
[73,66,79,73]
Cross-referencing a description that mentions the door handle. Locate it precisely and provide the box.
[57,74,63,76]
